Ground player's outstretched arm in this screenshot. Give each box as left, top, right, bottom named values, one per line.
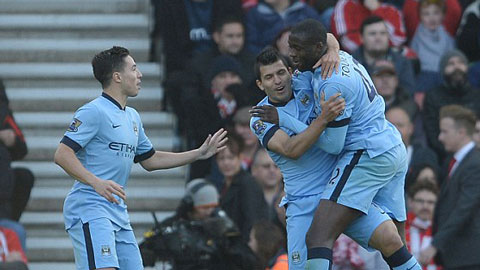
left=54, top=143, right=126, bottom=204
left=266, top=93, right=344, bottom=159
left=140, top=128, right=228, bottom=171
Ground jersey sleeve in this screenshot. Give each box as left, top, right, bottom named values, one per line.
left=320, top=82, right=352, bottom=125
left=250, top=117, right=280, bottom=150
left=61, top=103, right=100, bottom=152
left=133, top=112, right=154, bottom=163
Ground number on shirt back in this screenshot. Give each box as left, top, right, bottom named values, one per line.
left=352, top=59, right=377, bottom=102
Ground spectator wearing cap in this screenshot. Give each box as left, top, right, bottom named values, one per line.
left=423, top=50, right=480, bottom=162
left=185, top=55, right=245, bottom=179
left=352, top=16, right=416, bottom=93
left=372, top=60, right=418, bottom=120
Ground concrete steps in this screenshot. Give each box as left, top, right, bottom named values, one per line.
left=0, top=63, right=163, bottom=88
left=0, top=0, right=149, bottom=14
left=0, top=14, right=149, bottom=39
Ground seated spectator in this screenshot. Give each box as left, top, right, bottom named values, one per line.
left=423, top=50, right=480, bottom=161
left=251, top=148, right=284, bottom=228
left=186, top=55, right=244, bottom=179
left=0, top=226, right=28, bottom=270
left=411, top=0, right=455, bottom=75
left=248, top=221, right=288, bottom=270
left=307, top=0, right=338, bottom=31
left=233, top=107, right=261, bottom=170
left=386, top=107, right=438, bottom=188
left=406, top=180, right=440, bottom=270
left=372, top=60, right=418, bottom=119
left=214, top=134, right=268, bottom=242
left=140, top=178, right=256, bottom=269
left=245, top=0, right=321, bottom=54
left=272, top=27, right=292, bottom=59
left=352, top=16, right=416, bottom=93
left=403, top=0, right=461, bottom=41
left=406, top=163, right=439, bottom=195
left=331, top=0, right=406, bottom=53
left=456, top=0, right=480, bottom=62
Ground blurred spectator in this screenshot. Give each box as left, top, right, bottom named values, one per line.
left=214, top=134, right=268, bottom=242
left=186, top=55, right=244, bottom=179
left=331, top=0, right=406, bottom=53
left=386, top=107, right=438, bottom=189
left=456, top=0, right=480, bottom=62
left=233, top=107, right=261, bottom=170
left=411, top=0, right=455, bottom=74
left=251, top=148, right=284, bottom=228
left=272, top=27, right=292, bottom=59
left=332, top=235, right=365, bottom=270
left=307, top=0, right=338, bottom=31
left=151, top=0, right=242, bottom=119
left=403, top=0, right=461, bottom=41
left=352, top=16, right=416, bottom=93
left=405, top=163, right=440, bottom=197
left=0, top=227, right=28, bottom=270
left=372, top=60, right=418, bottom=119
left=406, top=181, right=440, bottom=270
left=245, top=0, right=321, bottom=54
left=248, top=221, right=288, bottom=270
left=473, top=118, right=480, bottom=147
left=140, top=178, right=257, bottom=269
left=423, top=50, right=480, bottom=162
left=419, top=105, right=480, bottom=269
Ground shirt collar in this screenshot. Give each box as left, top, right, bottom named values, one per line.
left=268, top=94, right=294, bottom=107
left=101, top=92, right=125, bottom=110
left=454, top=141, right=475, bottom=164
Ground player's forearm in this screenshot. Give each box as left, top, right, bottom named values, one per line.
left=283, top=117, right=328, bottom=159
left=141, top=149, right=202, bottom=171
left=54, top=144, right=99, bottom=186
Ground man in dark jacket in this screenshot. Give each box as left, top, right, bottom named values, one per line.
left=423, top=50, right=480, bottom=162
left=419, top=105, right=480, bottom=270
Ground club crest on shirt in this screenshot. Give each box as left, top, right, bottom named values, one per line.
left=133, top=121, right=138, bottom=136
left=299, top=92, right=310, bottom=106
left=67, top=118, right=82, bottom=132
left=101, top=245, right=111, bottom=256
left=291, top=251, right=301, bottom=263
left=252, top=119, right=266, bottom=135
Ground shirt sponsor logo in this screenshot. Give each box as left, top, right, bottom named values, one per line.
left=109, top=142, right=136, bottom=159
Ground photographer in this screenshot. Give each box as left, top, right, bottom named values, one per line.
left=140, top=178, right=258, bottom=270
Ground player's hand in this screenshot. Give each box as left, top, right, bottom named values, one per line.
left=419, top=245, right=437, bottom=266
left=319, top=92, right=345, bottom=122
left=313, top=48, right=340, bottom=80
left=249, top=105, right=279, bottom=125
left=91, top=178, right=126, bottom=204
left=198, top=128, right=228, bottom=160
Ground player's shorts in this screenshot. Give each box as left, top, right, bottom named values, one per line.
left=321, top=144, right=408, bottom=222
left=280, top=193, right=391, bottom=270
left=67, top=217, right=143, bottom=270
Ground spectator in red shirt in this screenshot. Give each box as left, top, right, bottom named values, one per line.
left=0, top=227, right=28, bottom=270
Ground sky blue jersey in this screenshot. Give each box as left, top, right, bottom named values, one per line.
left=61, top=93, right=154, bottom=230
left=250, top=75, right=338, bottom=196
left=308, top=51, right=402, bottom=158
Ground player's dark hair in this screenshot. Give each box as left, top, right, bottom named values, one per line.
left=213, top=15, right=244, bottom=33
left=360, top=16, right=385, bottom=35
left=290, top=19, right=327, bottom=47
left=254, top=46, right=290, bottom=80
left=440, top=104, right=477, bottom=136
left=92, top=46, right=130, bottom=89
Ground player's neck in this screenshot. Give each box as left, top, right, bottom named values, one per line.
left=103, top=88, right=127, bottom=109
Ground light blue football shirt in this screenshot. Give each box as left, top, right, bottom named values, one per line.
left=61, top=93, right=154, bottom=230
left=250, top=74, right=338, bottom=197
left=308, top=51, right=402, bottom=158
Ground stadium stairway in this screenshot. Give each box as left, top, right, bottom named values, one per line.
left=0, top=0, right=184, bottom=269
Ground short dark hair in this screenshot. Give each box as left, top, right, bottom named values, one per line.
left=224, top=131, right=244, bottom=156
left=360, top=16, right=385, bottom=35
left=251, top=220, right=285, bottom=269
left=254, top=46, right=290, bottom=80
left=290, top=19, right=327, bottom=46
left=213, top=16, right=244, bottom=33
left=91, top=46, right=130, bottom=89
left=440, top=104, right=477, bottom=136
left=408, top=179, right=439, bottom=198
